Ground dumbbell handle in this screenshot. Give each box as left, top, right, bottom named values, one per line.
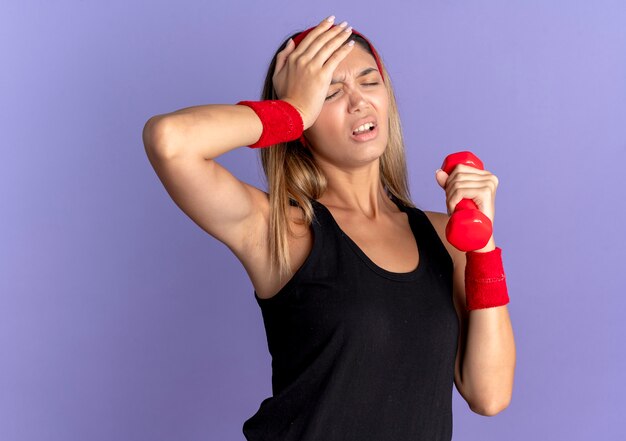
left=440, top=151, right=493, bottom=251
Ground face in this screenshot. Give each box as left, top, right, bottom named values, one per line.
left=303, top=44, right=389, bottom=169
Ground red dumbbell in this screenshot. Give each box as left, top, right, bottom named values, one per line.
left=440, top=151, right=493, bottom=252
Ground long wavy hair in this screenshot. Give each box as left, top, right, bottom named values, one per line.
left=257, top=30, right=415, bottom=282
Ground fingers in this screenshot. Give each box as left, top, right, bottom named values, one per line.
left=274, top=38, right=295, bottom=77
left=446, top=185, right=495, bottom=217
left=314, top=26, right=355, bottom=70
left=445, top=174, right=498, bottom=198
left=292, top=18, right=353, bottom=67
left=444, top=164, right=498, bottom=188
left=442, top=167, right=498, bottom=221
left=447, top=181, right=495, bottom=202
left=274, top=17, right=350, bottom=83
left=292, top=16, right=338, bottom=53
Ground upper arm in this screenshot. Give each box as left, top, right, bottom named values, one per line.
left=423, top=211, right=471, bottom=403
left=143, top=120, right=269, bottom=258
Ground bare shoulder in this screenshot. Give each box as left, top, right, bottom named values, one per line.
left=423, top=210, right=448, bottom=240
left=423, top=210, right=463, bottom=266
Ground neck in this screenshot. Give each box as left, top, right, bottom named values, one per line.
left=316, top=159, right=394, bottom=219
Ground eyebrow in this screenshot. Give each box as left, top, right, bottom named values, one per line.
left=330, top=67, right=379, bottom=85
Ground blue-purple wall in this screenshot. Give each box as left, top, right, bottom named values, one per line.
left=2, top=1, right=624, bottom=439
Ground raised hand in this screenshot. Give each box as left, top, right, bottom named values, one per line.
left=272, top=16, right=355, bottom=129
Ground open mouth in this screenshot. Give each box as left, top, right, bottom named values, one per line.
left=352, top=122, right=376, bottom=136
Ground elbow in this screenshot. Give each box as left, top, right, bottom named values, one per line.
left=143, top=115, right=179, bottom=160
left=469, top=396, right=512, bottom=417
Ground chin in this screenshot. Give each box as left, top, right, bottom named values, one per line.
left=342, top=140, right=388, bottom=164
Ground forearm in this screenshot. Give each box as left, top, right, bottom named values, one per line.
left=463, top=304, right=515, bottom=415
left=143, top=104, right=263, bottom=160
left=461, top=239, right=516, bottom=415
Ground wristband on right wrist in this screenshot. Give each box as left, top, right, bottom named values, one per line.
left=236, top=99, right=304, bottom=148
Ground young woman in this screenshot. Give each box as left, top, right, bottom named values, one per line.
left=143, top=15, right=515, bottom=441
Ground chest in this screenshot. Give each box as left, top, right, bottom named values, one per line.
left=329, top=210, right=419, bottom=274
left=254, top=206, right=419, bottom=300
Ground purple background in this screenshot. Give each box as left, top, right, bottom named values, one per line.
left=2, top=1, right=625, bottom=440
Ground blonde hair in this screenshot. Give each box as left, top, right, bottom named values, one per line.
left=257, top=31, right=415, bottom=282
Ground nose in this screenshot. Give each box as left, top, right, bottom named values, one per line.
left=347, top=87, right=368, bottom=112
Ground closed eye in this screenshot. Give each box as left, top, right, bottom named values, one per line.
left=325, top=82, right=380, bottom=101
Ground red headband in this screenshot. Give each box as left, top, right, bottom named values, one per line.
left=290, top=25, right=384, bottom=148
left=291, top=25, right=385, bottom=84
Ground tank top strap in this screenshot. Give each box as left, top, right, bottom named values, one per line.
left=309, top=194, right=451, bottom=274
left=393, top=197, right=454, bottom=275
left=310, top=196, right=423, bottom=281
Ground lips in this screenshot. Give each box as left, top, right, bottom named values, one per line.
left=350, top=117, right=377, bottom=135
left=349, top=124, right=379, bottom=142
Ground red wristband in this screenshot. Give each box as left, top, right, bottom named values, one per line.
left=236, top=100, right=304, bottom=148
left=464, top=246, right=510, bottom=311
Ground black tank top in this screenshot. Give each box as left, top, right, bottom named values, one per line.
left=243, top=196, right=459, bottom=441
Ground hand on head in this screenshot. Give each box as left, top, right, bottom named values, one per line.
left=272, top=16, right=355, bottom=130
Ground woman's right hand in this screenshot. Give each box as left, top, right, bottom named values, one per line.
left=272, top=16, right=355, bottom=130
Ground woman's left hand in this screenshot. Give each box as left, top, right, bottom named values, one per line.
left=435, top=164, right=499, bottom=227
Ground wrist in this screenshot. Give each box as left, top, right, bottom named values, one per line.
left=280, top=98, right=309, bottom=129
left=235, top=99, right=304, bottom=148
left=464, top=246, right=510, bottom=311
left=472, top=236, right=496, bottom=253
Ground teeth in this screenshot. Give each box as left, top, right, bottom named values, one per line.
left=353, top=122, right=375, bottom=134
